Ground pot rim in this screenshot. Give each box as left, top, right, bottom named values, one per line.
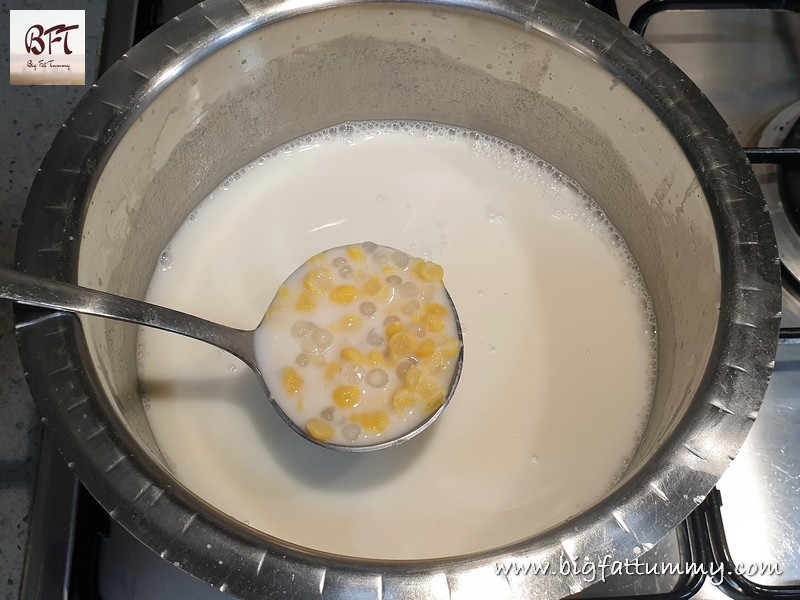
left=14, top=0, right=781, bottom=598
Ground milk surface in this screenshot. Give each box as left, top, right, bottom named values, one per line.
left=139, top=122, right=656, bottom=559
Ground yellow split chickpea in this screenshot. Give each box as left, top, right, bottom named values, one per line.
left=261, top=242, right=462, bottom=447
left=282, top=367, right=303, bottom=394
left=333, top=385, right=362, bottom=408
left=307, top=418, right=334, bottom=441
left=330, top=285, right=359, bottom=304
left=304, top=268, right=333, bottom=295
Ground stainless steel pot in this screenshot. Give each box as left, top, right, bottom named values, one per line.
left=14, top=0, right=781, bottom=598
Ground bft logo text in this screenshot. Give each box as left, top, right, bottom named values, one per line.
left=25, top=23, right=80, bottom=55
left=10, top=10, right=86, bottom=85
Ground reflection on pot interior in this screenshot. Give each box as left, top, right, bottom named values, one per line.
left=137, top=121, right=657, bottom=559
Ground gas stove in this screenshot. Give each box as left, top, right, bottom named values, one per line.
left=18, top=2, right=800, bottom=599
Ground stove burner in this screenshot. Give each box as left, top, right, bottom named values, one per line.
left=758, top=101, right=800, bottom=288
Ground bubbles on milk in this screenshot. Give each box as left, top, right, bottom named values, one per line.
left=221, top=168, right=247, bottom=190
left=158, top=249, right=173, bottom=271
left=485, top=206, right=504, bottom=223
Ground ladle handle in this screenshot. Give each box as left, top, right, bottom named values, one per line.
left=0, top=267, right=257, bottom=368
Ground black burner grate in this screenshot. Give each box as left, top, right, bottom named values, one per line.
left=781, top=118, right=800, bottom=239
left=625, top=1, right=800, bottom=172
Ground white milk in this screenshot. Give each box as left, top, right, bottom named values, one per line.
left=139, top=122, right=656, bottom=559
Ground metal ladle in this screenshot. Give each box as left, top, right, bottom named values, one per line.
left=0, top=265, right=463, bottom=452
